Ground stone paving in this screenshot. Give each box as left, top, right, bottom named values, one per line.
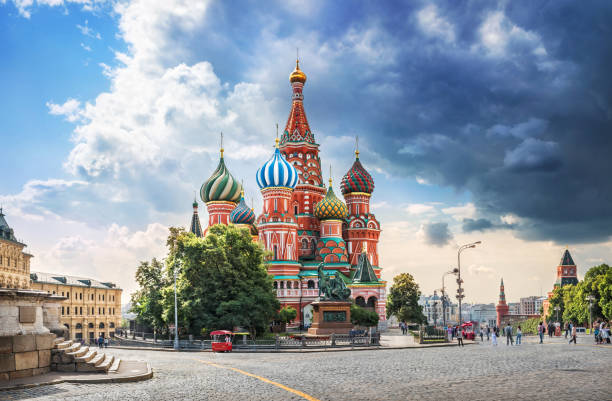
left=1, top=334, right=610, bottom=401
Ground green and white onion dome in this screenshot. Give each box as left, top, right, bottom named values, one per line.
left=200, top=151, right=242, bottom=203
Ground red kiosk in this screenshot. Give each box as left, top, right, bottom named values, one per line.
left=211, top=330, right=234, bottom=352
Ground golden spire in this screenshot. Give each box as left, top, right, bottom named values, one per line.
left=275, top=123, right=280, bottom=148
left=220, top=132, right=224, bottom=158
left=355, top=136, right=360, bottom=159
left=289, top=58, right=307, bottom=84
left=329, top=164, right=332, bottom=187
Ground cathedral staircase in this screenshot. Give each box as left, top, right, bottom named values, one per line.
left=51, top=337, right=121, bottom=373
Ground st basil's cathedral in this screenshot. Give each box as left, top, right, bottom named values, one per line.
left=189, top=61, right=387, bottom=328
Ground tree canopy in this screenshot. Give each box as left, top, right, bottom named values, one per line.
left=131, top=225, right=279, bottom=337
left=350, top=303, right=379, bottom=327
left=547, top=264, right=612, bottom=324
left=386, top=273, right=427, bottom=324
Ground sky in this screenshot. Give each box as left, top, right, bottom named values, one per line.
left=1, top=0, right=611, bottom=305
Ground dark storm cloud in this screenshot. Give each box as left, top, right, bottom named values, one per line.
left=422, top=222, right=454, bottom=247
left=302, top=0, right=612, bottom=244
left=462, top=218, right=515, bottom=233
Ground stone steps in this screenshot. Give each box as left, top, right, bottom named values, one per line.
left=108, top=358, right=121, bottom=373
left=52, top=340, right=117, bottom=373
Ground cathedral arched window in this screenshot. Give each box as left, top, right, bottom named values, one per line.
left=280, top=281, right=284, bottom=289
left=301, top=239, right=308, bottom=249
left=273, top=282, right=278, bottom=289
left=294, top=281, right=299, bottom=289
left=307, top=280, right=315, bottom=289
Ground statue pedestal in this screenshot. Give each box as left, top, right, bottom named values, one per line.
left=307, top=301, right=352, bottom=335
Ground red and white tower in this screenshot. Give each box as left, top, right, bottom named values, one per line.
left=340, top=145, right=381, bottom=275
left=496, top=278, right=509, bottom=327
left=279, top=60, right=326, bottom=261
left=256, top=138, right=300, bottom=278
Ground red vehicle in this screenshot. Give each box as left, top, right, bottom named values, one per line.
left=461, top=321, right=476, bottom=340
left=211, top=330, right=234, bottom=352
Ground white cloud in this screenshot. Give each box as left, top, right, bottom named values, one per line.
left=467, top=264, right=495, bottom=278
left=417, top=4, right=455, bottom=43
left=76, top=19, right=101, bottom=39
left=80, top=42, right=91, bottom=52
left=475, top=11, right=547, bottom=58
left=46, top=98, right=82, bottom=122
left=405, top=203, right=435, bottom=215
left=415, top=176, right=430, bottom=185
left=442, top=203, right=476, bottom=221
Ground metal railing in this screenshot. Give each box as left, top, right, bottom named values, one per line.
left=114, top=331, right=380, bottom=351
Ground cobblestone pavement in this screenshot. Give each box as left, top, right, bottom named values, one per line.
left=2, top=335, right=610, bottom=401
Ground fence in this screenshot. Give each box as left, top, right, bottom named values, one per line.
left=417, top=326, right=448, bottom=344
left=114, top=331, right=380, bottom=351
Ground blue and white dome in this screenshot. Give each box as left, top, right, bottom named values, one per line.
left=256, top=142, right=299, bottom=189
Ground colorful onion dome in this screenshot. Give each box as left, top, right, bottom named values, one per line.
left=340, top=149, right=375, bottom=195
left=230, top=192, right=256, bottom=225
left=201, top=148, right=242, bottom=203
left=289, top=59, right=307, bottom=84
left=314, top=179, right=349, bottom=220
left=256, top=139, right=299, bottom=189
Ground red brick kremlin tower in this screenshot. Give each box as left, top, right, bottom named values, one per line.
left=542, top=248, right=579, bottom=320
left=496, top=278, right=509, bottom=327
left=195, top=60, right=387, bottom=328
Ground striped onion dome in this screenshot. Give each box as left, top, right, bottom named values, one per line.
left=201, top=152, right=242, bottom=203
left=230, top=192, right=256, bottom=225
left=340, top=151, right=374, bottom=195
left=256, top=139, right=299, bottom=189
left=314, top=180, right=349, bottom=220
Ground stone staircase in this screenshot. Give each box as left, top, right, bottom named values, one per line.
left=51, top=337, right=121, bottom=373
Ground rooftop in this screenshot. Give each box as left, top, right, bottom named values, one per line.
left=30, top=271, right=121, bottom=290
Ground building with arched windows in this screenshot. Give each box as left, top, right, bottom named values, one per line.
left=191, top=61, right=387, bottom=328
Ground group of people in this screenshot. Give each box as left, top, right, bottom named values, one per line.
left=399, top=321, right=409, bottom=335
left=593, top=321, right=611, bottom=344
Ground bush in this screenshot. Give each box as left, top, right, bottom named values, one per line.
left=351, top=304, right=380, bottom=327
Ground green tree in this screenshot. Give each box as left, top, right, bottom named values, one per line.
left=130, top=258, right=169, bottom=332
left=386, top=273, right=426, bottom=324
left=170, top=224, right=280, bottom=337
left=278, top=306, right=297, bottom=324
left=350, top=304, right=380, bottom=327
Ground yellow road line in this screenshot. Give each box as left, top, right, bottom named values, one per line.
left=191, top=358, right=320, bottom=401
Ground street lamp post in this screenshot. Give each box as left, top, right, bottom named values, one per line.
left=442, top=268, right=459, bottom=328
left=173, top=261, right=181, bottom=350
left=586, top=295, right=596, bottom=333
left=457, top=241, right=481, bottom=325
left=553, top=306, right=560, bottom=323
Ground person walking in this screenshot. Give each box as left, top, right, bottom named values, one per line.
left=538, top=322, right=545, bottom=344
left=104, top=337, right=108, bottom=348
left=516, top=325, right=522, bottom=345
left=569, top=324, right=577, bottom=344
left=479, top=328, right=484, bottom=342
left=447, top=325, right=453, bottom=342
left=564, top=321, right=569, bottom=339
left=457, top=327, right=464, bottom=347
left=505, top=323, right=514, bottom=346
left=486, top=326, right=490, bottom=341
left=491, top=327, right=498, bottom=346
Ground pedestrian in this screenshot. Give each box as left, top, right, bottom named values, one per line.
left=447, top=325, right=453, bottom=342
left=549, top=322, right=554, bottom=338
left=457, top=327, right=464, bottom=347
left=486, top=326, right=490, bottom=341
left=505, top=323, right=514, bottom=346
left=601, top=323, right=610, bottom=344
left=491, top=327, right=498, bottom=346
left=479, top=328, right=484, bottom=342
left=538, top=322, right=544, bottom=344
left=564, top=321, right=569, bottom=339
left=516, top=325, right=522, bottom=345
left=98, top=336, right=104, bottom=348
left=104, top=338, right=108, bottom=348
left=569, top=324, right=577, bottom=344
left=594, top=325, right=600, bottom=344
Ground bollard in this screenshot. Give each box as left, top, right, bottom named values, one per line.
left=275, top=334, right=280, bottom=351
left=301, top=335, right=306, bottom=349
left=331, top=333, right=336, bottom=347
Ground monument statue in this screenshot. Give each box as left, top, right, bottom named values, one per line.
left=317, top=262, right=351, bottom=301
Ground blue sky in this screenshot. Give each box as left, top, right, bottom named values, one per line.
left=1, top=0, right=611, bottom=303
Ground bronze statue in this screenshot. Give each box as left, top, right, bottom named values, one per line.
left=317, top=262, right=351, bottom=301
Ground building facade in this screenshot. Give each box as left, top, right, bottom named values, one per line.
left=193, top=61, right=387, bottom=327
left=419, top=293, right=458, bottom=326
left=30, top=272, right=122, bottom=341
left=0, top=209, right=33, bottom=289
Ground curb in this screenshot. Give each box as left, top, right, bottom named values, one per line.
left=0, top=363, right=153, bottom=392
